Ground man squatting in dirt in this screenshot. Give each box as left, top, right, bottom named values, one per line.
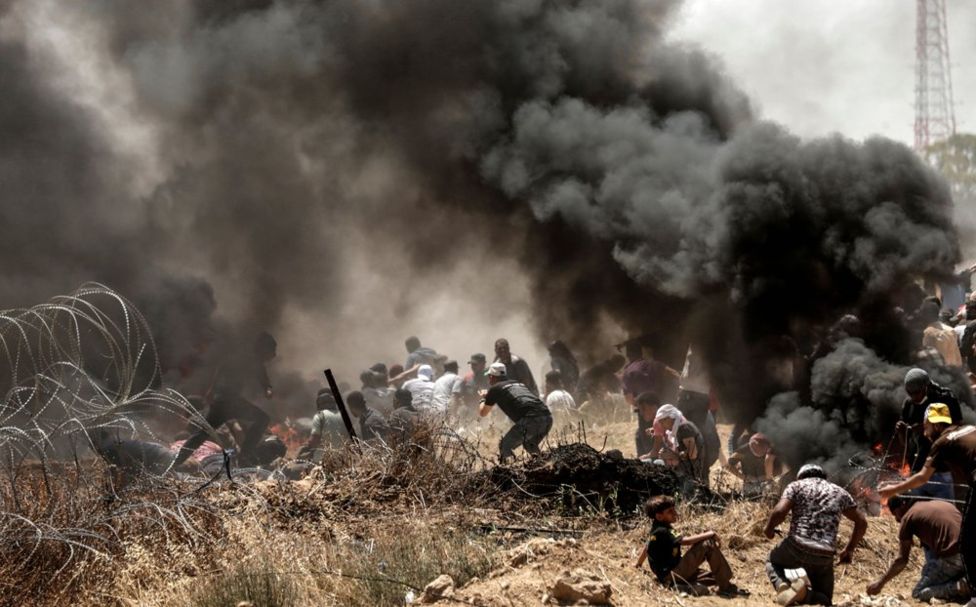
left=880, top=402, right=976, bottom=607
left=635, top=495, right=749, bottom=598
left=866, top=494, right=969, bottom=602
left=479, top=362, right=553, bottom=462
left=172, top=332, right=277, bottom=468
left=764, top=464, right=867, bottom=606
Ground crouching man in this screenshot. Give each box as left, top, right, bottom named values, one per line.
left=867, top=495, right=969, bottom=602
left=479, top=362, right=552, bottom=462
left=635, top=495, right=749, bottom=598
left=763, top=464, right=866, bottom=606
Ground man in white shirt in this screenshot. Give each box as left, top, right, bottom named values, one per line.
left=402, top=364, right=436, bottom=412
left=431, top=360, right=461, bottom=414
left=544, top=370, right=576, bottom=415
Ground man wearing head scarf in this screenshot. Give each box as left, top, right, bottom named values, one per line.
left=764, top=464, right=867, bottom=606
left=654, top=404, right=706, bottom=493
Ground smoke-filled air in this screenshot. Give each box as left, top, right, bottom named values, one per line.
left=2, top=1, right=976, bottom=605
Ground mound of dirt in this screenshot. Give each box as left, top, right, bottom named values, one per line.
left=471, top=443, right=678, bottom=514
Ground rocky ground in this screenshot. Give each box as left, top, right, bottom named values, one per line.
left=12, top=415, right=934, bottom=607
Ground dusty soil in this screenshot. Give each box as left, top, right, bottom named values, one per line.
left=443, top=418, right=927, bottom=607
left=15, top=414, right=937, bottom=606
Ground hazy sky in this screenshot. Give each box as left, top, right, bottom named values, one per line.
left=668, top=0, right=976, bottom=146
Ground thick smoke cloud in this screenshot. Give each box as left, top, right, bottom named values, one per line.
left=757, top=339, right=974, bottom=474
left=0, top=0, right=963, bottom=440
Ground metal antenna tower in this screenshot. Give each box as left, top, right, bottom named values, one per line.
left=914, top=0, right=956, bottom=151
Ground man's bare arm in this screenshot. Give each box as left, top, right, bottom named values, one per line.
left=879, top=465, right=935, bottom=498
left=681, top=531, right=717, bottom=545
left=764, top=498, right=792, bottom=538
left=866, top=539, right=912, bottom=595
left=838, top=506, right=867, bottom=563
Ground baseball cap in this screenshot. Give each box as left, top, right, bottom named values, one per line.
left=469, top=353, right=487, bottom=364
left=417, top=365, right=434, bottom=380
left=925, top=403, right=953, bottom=425
left=486, top=362, right=506, bottom=377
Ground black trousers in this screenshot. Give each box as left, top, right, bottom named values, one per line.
left=173, top=392, right=269, bottom=467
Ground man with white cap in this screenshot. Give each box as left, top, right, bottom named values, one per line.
left=764, top=464, right=867, bottom=606
left=480, top=362, right=552, bottom=462
left=402, top=364, right=436, bottom=413
left=881, top=402, right=976, bottom=607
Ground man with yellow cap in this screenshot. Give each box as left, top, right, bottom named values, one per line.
left=881, top=403, right=976, bottom=607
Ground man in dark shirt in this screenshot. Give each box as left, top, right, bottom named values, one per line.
left=727, top=433, right=782, bottom=498
left=868, top=496, right=968, bottom=602
left=635, top=392, right=663, bottom=460
left=347, top=390, right=390, bottom=443
left=173, top=332, right=276, bottom=468
left=899, top=368, right=963, bottom=471
left=479, top=362, right=552, bottom=462
left=654, top=405, right=708, bottom=493
left=494, top=338, right=539, bottom=396
left=880, top=402, right=976, bottom=607
left=388, top=388, right=420, bottom=440
left=635, top=495, right=746, bottom=597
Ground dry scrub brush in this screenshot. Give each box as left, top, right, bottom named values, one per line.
left=0, top=286, right=212, bottom=605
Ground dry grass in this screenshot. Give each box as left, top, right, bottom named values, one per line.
left=0, top=419, right=933, bottom=607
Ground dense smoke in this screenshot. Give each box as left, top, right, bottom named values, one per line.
left=0, top=0, right=964, bottom=458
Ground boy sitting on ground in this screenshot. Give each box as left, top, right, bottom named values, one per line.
left=635, top=495, right=749, bottom=598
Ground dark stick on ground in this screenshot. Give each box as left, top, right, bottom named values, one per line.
left=324, top=369, right=357, bottom=441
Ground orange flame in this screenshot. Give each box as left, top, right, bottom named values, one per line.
left=270, top=418, right=306, bottom=454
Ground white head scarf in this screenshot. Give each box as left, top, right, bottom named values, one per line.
left=653, top=404, right=687, bottom=449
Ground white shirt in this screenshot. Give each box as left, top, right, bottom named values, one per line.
left=402, top=377, right=436, bottom=411
left=545, top=389, right=576, bottom=414
left=431, top=372, right=460, bottom=413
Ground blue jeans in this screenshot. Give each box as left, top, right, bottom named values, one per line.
left=914, top=548, right=967, bottom=601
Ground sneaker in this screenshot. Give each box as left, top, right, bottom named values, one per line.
left=717, top=584, right=750, bottom=598
left=776, top=579, right=808, bottom=607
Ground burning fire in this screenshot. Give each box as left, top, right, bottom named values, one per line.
left=270, top=418, right=307, bottom=454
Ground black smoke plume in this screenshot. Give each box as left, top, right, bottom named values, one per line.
left=0, top=0, right=963, bottom=448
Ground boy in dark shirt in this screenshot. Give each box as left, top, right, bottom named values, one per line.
left=480, top=362, right=553, bottom=462
left=635, top=495, right=747, bottom=597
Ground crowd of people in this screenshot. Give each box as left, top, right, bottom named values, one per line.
left=94, top=295, right=976, bottom=606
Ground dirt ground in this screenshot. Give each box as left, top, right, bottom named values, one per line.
left=26, top=411, right=938, bottom=607
left=444, top=417, right=927, bottom=607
